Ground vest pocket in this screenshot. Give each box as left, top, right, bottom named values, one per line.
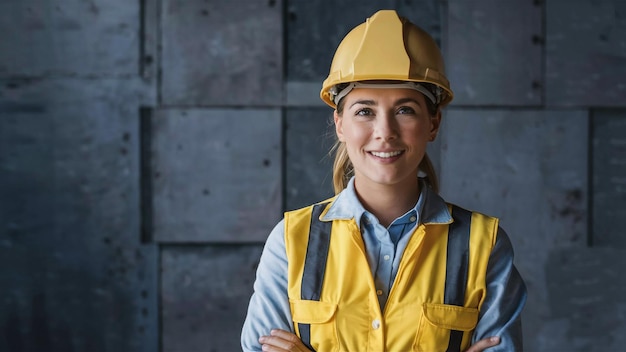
left=414, top=303, right=479, bottom=351
left=290, top=299, right=339, bottom=351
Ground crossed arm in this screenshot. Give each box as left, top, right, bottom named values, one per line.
left=258, top=329, right=502, bottom=352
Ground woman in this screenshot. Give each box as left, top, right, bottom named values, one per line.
left=242, top=10, right=526, bottom=352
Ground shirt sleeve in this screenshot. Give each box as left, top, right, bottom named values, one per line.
left=241, top=220, right=294, bottom=352
left=472, top=227, right=527, bottom=351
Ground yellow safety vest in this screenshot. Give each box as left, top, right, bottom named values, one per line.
left=284, top=197, right=498, bottom=352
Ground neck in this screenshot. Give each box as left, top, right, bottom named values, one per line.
left=354, top=178, right=420, bottom=228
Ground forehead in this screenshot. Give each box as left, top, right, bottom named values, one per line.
left=345, top=87, right=427, bottom=104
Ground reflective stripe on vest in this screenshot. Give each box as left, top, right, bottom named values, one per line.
left=445, top=206, right=471, bottom=352
left=299, top=202, right=331, bottom=352
left=302, top=204, right=472, bottom=352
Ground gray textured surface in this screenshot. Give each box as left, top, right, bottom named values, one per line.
left=150, top=108, right=282, bottom=243
left=0, top=1, right=139, bottom=76
left=447, top=0, right=543, bottom=106
left=286, top=0, right=442, bottom=81
left=542, top=247, right=626, bottom=350
left=0, top=78, right=157, bottom=352
left=285, top=108, right=335, bottom=211
left=439, top=108, right=589, bottom=350
left=2, top=1, right=626, bottom=351
left=592, top=109, right=626, bottom=247
left=160, top=0, right=283, bottom=106
left=285, top=81, right=327, bottom=107
left=546, top=0, right=626, bottom=107
left=141, top=0, right=159, bottom=81
left=161, top=245, right=262, bottom=352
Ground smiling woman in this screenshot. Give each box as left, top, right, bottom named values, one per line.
left=242, top=9, right=526, bottom=352
left=334, top=87, right=437, bottom=227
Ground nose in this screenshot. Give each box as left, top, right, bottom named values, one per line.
left=374, top=113, right=398, bottom=141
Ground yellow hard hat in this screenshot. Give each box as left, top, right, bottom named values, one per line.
left=320, top=10, right=453, bottom=108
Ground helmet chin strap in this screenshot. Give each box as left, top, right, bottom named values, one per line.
left=332, top=81, right=438, bottom=105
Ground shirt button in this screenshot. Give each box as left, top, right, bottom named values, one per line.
left=376, top=289, right=383, bottom=296
left=410, top=216, right=417, bottom=222
left=384, top=255, right=390, bottom=261
left=372, top=319, right=380, bottom=330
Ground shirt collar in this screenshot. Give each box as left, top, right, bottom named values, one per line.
left=320, top=177, right=452, bottom=226
left=321, top=177, right=367, bottom=226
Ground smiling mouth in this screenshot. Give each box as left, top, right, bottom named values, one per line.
left=370, top=151, right=404, bottom=158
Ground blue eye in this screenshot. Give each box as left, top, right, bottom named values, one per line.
left=356, top=108, right=373, bottom=116
left=397, top=106, right=416, bottom=114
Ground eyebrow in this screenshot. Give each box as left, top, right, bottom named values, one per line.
left=395, top=97, right=421, bottom=106
left=349, top=97, right=421, bottom=109
left=349, top=99, right=376, bottom=108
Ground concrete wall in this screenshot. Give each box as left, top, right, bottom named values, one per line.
left=1, top=0, right=625, bottom=351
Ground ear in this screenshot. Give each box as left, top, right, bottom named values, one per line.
left=334, top=110, right=345, bottom=142
left=429, top=110, right=442, bottom=142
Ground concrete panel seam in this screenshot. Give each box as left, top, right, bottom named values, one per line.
left=140, top=0, right=159, bottom=83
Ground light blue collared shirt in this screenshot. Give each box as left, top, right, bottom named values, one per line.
left=242, top=177, right=526, bottom=351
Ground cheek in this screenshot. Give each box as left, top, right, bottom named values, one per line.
left=403, top=124, right=432, bottom=147
left=347, top=127, right=365, bottom=140
left=342, top=121, right=369, bottom=144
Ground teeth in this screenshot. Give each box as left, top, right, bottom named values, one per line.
left=371, top=151, right=402, bottom=158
